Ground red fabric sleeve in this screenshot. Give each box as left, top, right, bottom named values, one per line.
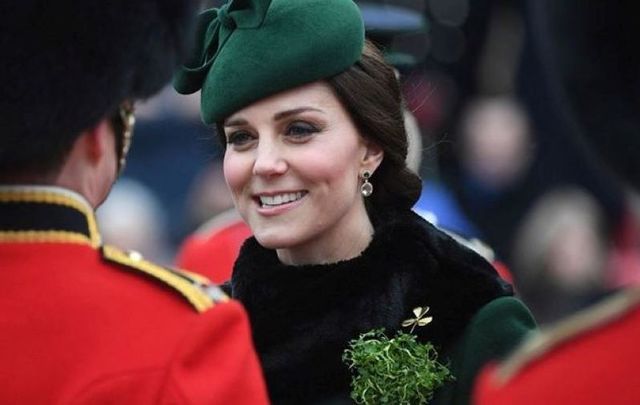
left=164, top=300, right=269, bottom=404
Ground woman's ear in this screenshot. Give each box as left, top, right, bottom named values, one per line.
left=361, top=140, right=384, bottom=173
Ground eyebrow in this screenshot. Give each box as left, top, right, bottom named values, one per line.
left=224, top=107, right=324, bottom=127
left=273, top=107, right=323, bottom=121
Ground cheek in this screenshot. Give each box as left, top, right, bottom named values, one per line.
left=295, top=150, right=347, bottom=183
left=296, top=148, right=360, bottom=196
left=223, top=152, right=249, bottom=196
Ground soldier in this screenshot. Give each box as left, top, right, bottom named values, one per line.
left=473, top=1, right=640, bottom=403
left=0, top=1, right=268, bottom=403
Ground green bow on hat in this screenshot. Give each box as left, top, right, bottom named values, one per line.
left=174, top=0, right=365, bottom=124
left=173, top=0, right=272, bottom=94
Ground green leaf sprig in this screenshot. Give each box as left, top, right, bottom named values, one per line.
left=342, top=329, right=453, bottom=404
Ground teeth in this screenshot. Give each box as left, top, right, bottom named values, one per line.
left=260, top=192, right=305, bottom=207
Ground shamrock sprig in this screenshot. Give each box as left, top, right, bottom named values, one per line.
left=342, top=328, right=453, bottom=405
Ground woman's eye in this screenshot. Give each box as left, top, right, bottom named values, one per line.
left=226, top=131, right=255, bottom=147
left=285, top=121, right=318, bottom=138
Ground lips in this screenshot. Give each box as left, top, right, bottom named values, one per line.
left=257, top=191, right=307, bottom=207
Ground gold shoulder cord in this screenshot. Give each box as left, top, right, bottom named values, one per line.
left=170, top=267, right=231, bottom=305
left=0, top=230, right=92, bottom=245
left=102, top=245, right=228, bottom=313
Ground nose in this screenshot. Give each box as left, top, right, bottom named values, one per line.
left=252, top=139, right=287, bottom=177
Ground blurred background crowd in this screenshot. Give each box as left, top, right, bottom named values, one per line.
left=96, top=0, right=640, bottom=326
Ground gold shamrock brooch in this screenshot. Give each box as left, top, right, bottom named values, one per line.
left=402, top=306, right=433, bottom=333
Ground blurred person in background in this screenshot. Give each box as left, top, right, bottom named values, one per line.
left=458, top=96, right=533, bottom=196
left=0, top=0, right=268, bottom=403
left=184, top=160, right=236, bottom=229
left=97, top=178, right=173, bottom=264
left=174, top=0, right=535, bottom=403
left=123, top=83, right=224, bottom=250
left=511, top=188, right=609, bottom=325
left=474, top=1, right=640, bottom=403
left=451, top=95, right=537, bottom=262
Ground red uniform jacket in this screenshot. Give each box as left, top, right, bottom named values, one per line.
left=474, top=286, right=640, bottom=405
left=0, top=186, right=269, bottom=404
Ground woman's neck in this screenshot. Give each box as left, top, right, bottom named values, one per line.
left=276, top=207, right=374, bottom=266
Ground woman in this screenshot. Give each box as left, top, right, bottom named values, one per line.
left=175, top=0, right=536, bottom=404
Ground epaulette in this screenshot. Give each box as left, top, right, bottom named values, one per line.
left=494, top=286, right=640, bottom=384
left=101, top=245, right=229, bottom=313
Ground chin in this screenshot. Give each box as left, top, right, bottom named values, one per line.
left=253, top=231, right=301, bottom=250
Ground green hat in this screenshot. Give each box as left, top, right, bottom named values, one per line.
left=174, top=0, right=365, bottom=124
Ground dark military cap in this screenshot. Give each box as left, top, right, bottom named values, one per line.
left=0, top=0, right=197, bottom=173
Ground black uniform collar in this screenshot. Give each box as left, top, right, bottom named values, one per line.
left=0, top=186, right=101, bottom=247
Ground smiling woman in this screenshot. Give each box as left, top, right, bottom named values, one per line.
left=174, top=0, right=536, bottom=404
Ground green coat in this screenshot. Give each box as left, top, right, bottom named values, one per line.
left=229, top=209, right=536, bottom=404
left=433, top=296, right=535, bottom=405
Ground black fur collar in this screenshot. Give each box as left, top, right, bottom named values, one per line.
left=231, top=209, right=512, bottom=404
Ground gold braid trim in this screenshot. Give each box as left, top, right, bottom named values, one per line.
left=175, top=268, right=230, bottom=304
left=0, top=230, right=93, bottom=246
left=102, top=245, right=215, bottom=313
left=176, top=268, right=212, bottom=286
left=0, top=190, right=100, bottom=247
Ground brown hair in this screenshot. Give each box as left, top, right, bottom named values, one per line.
left=327, top=40, right=422, bottom=212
